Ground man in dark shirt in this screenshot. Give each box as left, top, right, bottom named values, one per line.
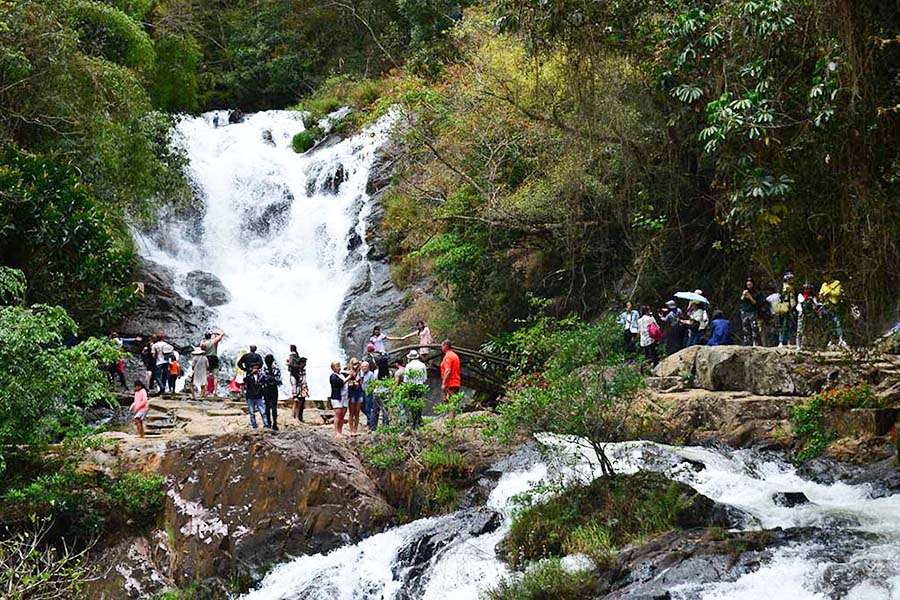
left=243, top=364, right=269, bottom=429
left=739, top=278, right=763, bottom=346
left=238, top=345, right=263, bottom=372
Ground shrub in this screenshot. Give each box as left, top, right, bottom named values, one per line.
left=484, top=558, right=598, bottom=600
left=291, top=126, right=324, bottom=153
left=504, top=472, right=695, bottom=569
left=361, top=434, right=406, bottom=469
left=107, top=473, right=166, bottom=524
left=790, top=383, right=886, bottom=463
left=493, top=311, right=645, bottom=476
left=68, top=0, right=156, bottom=73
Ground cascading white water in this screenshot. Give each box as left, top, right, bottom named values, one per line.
left=136, top=110, right=393, bottom=396
left=244, top=438, right=900, bottom=600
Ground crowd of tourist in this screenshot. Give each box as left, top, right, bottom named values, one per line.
left=618, top=273, right=850, bottom=368
left=126, top=320, right=461, bottom=438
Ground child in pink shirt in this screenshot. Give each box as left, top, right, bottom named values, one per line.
left=130, top=381, right=149, bottom=438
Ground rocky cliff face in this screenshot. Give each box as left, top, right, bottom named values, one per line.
left=338, top=137, right=409, bottom=358
left=117, top=258, right=215, bottom=351
left=89, top=429, right=394, bottom=597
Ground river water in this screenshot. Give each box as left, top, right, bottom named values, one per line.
left=136, top=110, right=392, bottom=396
left=244, top=438, right=900, bottom=600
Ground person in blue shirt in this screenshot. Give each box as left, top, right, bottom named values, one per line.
left=707, top=310, right=732, bottom=346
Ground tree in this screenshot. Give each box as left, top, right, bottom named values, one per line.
left=493, top=313, right=646, bottom=476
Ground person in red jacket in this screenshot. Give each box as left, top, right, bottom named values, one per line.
left=440, top=339, right=461, bottom=415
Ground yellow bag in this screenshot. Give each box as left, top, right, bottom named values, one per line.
left=773, top=302, right=790, bottom=316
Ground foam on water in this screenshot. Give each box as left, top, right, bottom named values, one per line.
left=137, top=110, right=393, bottom=396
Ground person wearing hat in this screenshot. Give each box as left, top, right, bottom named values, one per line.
left=189, top=347, right=209, bottom=400
left=404, top=350, right=428, bottom=428
left=661, top=300, right=684, bottom=356
left=682, top=290, right=709, bottom=347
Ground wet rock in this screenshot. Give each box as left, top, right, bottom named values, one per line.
left=117, top=258, right=215, bottom=351
left=393, top=508, right=502, bottom=598
left=347, top=228, right=363, bottom=251
left=243, top=190, right=293, bottom=238
left=261, top=129, right=274, bottom=146
left=228, top=109, right=244, bottom=124
left=321, top=164, right=347, bottom=194
left=772, top=491, right=811, bottom=507
left=184, top=270, right=231, bottom=307
left=797, top=450, right=900, bottom=498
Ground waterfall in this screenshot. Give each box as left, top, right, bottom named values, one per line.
left=135, top=110, right=393, bottom=396
left=244, top=439, right=900, bottom=599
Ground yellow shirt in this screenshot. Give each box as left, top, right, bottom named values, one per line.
left=819, top=280, right=842, bottom=305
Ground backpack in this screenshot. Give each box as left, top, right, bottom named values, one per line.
left=648, top=321, right=663, bottom=342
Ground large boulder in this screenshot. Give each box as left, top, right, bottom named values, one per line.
left=159, top=430, right=393, bottom=584
left=89, top=429, right=394, bottom=597
left=183, top=270, right=231, bottom=307
left=117, top=258, right=215, bottom=351
left=657, top=346, right=824, bottom=396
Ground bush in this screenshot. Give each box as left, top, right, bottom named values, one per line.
left=790, top=383, right=887, bottom=463
left=107, top=473, right=166, bottom=524
left=504, top=472, right=695, bottom=569
left=493, top=311, right=645, bottom=475
left=291, top=126, right=324, bottom=153
left=68, top=0, right=156, bottom=74
left=484, top=558, right=597, bottom=600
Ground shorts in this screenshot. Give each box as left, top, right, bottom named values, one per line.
left=207, top=355, right=220, bottom=371
left=349, top=387, right=364, bottom=404
left=134, top=410, right=148, bottom=421
left=331, top=397, right=349, bottom=409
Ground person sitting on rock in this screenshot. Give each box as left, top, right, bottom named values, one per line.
left=244, top=363, right=269, bottom=429
left=707, top=310, right=732, bottom=346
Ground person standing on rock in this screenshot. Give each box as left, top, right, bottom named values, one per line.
left=617, top=302, right=640, bottom=354
left=201, top=329, right=225, bottom=394
left=130, top=380, right=149, bottom=438
left=167, top=353, right=182, bottom=394
left=367, top=326, right=407, bottom=354
left=244, top=363, right=269, bottom=429
left=682, top=295, right=709, bottom=347
left=440, top=340, right=461, bottom=418
left=818, top=275, right=847, bottom=348
left=415, top=320, right=434, bottom=355
left=347, top=358, right=365, bottom=435
left=661, top=300, right=684, bottom=356
left=405, top=350, right=428, bottom=427
left=796, top=282, right=818, bottom=350
left=237, top=345, right=263, bottom=372
left=777, top=272, right=798, bottom=347
left=140, top=340, right=157, bottom=392
left=329, top=361, right=350, bottom=436
left=190, top=347, right=209, bottom=400
left=637, top=306, right=659, bottom=366
left=739, top=278, right=763, bottom=347
left=360, top=361, right=377, bottom=430
left=151, top=333, right=174, bottom=396
left=287, top=346, right=308, bottom=422
left=262, top=354, right=282, bottom=431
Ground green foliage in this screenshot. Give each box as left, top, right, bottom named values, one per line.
left=361, top=432, right=406, bottom=469
left=0, top=266, right=25, bottom=304
left=492, top=312, right=645, bottom=475
left=419, top=443, right=465, bottom=472
left=484, top=557, right=597, bottom=600
left=504, top=473, right=696, bottom=569
left=790, top=383, right=887, bottom=463
left=0, top=150, right=137, bottom=330
left=0, top=517, right=93, bottom=600
left=371, top=379, right=429, bottom=426
left=0, top=297, right=118, bottom=478
left=151, top=33, right=202, bottom=113
left=107, top=473, right=166, bottom=524
left=68, top=0, right=155, bottom=74
left=291, top=127, right=324, bottom=154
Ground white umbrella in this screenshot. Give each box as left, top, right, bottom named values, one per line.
left=675, top=291, right=710, bottom=304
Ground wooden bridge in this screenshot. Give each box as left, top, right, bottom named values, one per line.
left=384, top=344, right=512, bottom=395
